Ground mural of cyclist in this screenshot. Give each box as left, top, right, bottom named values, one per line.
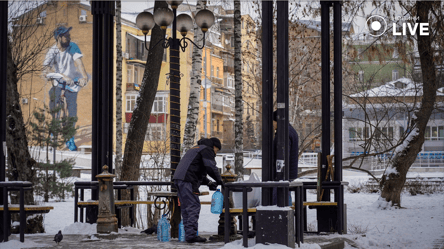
left=43, top=26, right=89, bottom=151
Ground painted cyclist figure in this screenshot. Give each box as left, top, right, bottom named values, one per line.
left=43, top=26, right=89, bottom=151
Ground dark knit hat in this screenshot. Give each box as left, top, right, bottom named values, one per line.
left=210, top=137, right=222, bottom=150
left=273, top=110, right=278, bottom=121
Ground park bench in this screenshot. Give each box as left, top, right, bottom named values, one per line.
left=0, top=181, right=54, bottom=243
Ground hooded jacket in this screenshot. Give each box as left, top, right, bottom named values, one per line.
left=273, top=124, right=299, bottom=180
left=173, top=139, right=223, bottom=193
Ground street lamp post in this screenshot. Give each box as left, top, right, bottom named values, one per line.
left=136, top=1, right=214, bottom=191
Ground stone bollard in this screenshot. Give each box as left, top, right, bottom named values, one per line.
left=96, top=165, right=118, bottom=233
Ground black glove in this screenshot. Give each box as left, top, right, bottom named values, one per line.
left=219, top=181, right=225, bottom=189
left=208, top=181, right=218, bottom=191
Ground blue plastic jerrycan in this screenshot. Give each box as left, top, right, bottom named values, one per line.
left=178, top=219, right=185, bottom=242
left=211, top=189, right=224, bottom=214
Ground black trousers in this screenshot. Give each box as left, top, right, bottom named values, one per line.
left=175, top=180, right=200, bottom=240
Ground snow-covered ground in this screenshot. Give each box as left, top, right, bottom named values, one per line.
left=1, top=170, right=443, bottom=249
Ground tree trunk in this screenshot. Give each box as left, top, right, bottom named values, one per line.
left=6, top=39, right=36, bottom=205
left=234, top=0, right=244, bottom=179
left=182, top=0, right=204, bottom=153
left=380, top=1, right=437, bottom=207
left=115, top=0, right=123, bottom=180
left=120, top=0, right=167, bottom=226
left=6, top=35, right=44, bottom=233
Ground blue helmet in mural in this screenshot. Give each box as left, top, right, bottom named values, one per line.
left=53, top=26, right=72, bottom=40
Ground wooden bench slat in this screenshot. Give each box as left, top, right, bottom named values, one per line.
left=222, top=208, right=257, bottom=213
left=78, top=200, right=213, bottom=206
left=0, top=205, right=54, bottom=211
left=304, top=202, right=337, bottom=206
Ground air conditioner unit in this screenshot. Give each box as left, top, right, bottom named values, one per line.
left=123, top=52, right=129, bottom=59
left=36, top=17, right=44, bottom=25
left=79, top=15, right=87, bottom=23
left=22, top=98, right=28, bottom=104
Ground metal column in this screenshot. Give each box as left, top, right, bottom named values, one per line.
left=91, top=2, right=115, bottom=200
left=276, top=0, right=289, bottom=207
left=170, top=9, right=181, bottom=192
left=320, top=1, right=331, bottom=202
left=0, top=1, right=7, bottom=207
left=261, top=0, right=273, bottom=206
left=333, top=1, right=344, bottom=234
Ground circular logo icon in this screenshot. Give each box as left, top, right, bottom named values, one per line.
left=366, top=15, right=387, bottom=37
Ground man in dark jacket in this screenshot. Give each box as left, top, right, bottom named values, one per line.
left=173, top=137, right=224, bottom=243
left=272, top=111, right=299, bottom=205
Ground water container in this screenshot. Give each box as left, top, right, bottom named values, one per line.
left=211, top=189, right=223, bottom=214
left=160, top=215, right=170, bottom=242
left=178, top=219, right=185, bottom=242
left=157, top=216, right=163, bottom=241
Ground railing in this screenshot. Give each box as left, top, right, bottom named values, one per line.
left=343, top=152, right=444, bottom=171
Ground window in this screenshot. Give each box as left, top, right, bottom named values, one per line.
left=134, top=68, right=138, bottom=84
left=359, top=71, right=364, bottom=83
left=399, top=126, right=405, bottom=138
left=349, top=127, right=357, bottom=141
left=382, top=127, right=394, bottom=141
left=305, top=124, right=312, bottom=137
left=163, top=48, right=167, bottom=62
left=127, top=66, right=133, bottom=83
left=227, top=76, right=234, bottom=89
left=392, top=70, right=399, bottom=81
left=349, top=127, right=369, bottom=141
left=81, top=9, right=87, bottom=16
left=231, top=36, right=234, bottom=48
left=425, top=126, right=444, bottom=140
left=211, top=66, right=214, bottom=77
left=152, top=96, right=167, bottom=113
left=146, top=123, right=165, bottom=141
left=127, top=38, right=131, bottom=55
left=216, top=67, right=220, bottom=78
left=40, top=11, right=47, bottom=18
left=217, top=120, right=220, bottom=132
left=126, top=94, right=137, bottom=112
left=392, top=47, right=399, bottom=58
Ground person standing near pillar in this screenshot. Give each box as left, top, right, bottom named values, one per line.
left=272, top=110, right=299, bottom=204
left=173, top=137, right=224, bottom=243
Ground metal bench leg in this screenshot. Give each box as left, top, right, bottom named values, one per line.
left=80, top=189, right=84, bottom=223
left=3, top=187, right=8, bottom=242
left=20, top=187, right=25, bottom=242
left=238, top=215, right=242, bottom=232
left=74, top=187, right=78, bottom=223
left=117, top=207, right=121, bottom=229
left=130, top=205, right=134, bottom=227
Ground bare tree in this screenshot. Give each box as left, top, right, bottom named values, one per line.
left=6, top=0, right=55, bottom=233
left=234, top=0, right=244, bottom=179
left=115, top=1, right=123, bottom=180
left=380, top=1, right=442, bottom=207
left=120, top=0, right=167, bottom=225
left=182, top=0, right=205, bottom=153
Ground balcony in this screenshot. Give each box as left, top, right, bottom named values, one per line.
left=212, top=103, right=223, bottom=114
left=126, top=82, right=140, bottom=91
left=224, top=65, right=234, bottom=74
left=211, top=77, right=224, bottom=88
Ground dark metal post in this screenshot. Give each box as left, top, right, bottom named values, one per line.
left=261, top=0, right=273, bottom=206
left=3, top=187, right=7, bottom=242
left=91, top=2, right=115, bottom=200
left=0, top=1, right=8, bottom=205
left=276, top=0, right=289, bottom=207
left=320, top=1, right=331, bottom=202
left=19, top=187, right=24, bottom=242
left=333, top=1, right=343, bottom=234
left=170, top=9, right=181, bottom=192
